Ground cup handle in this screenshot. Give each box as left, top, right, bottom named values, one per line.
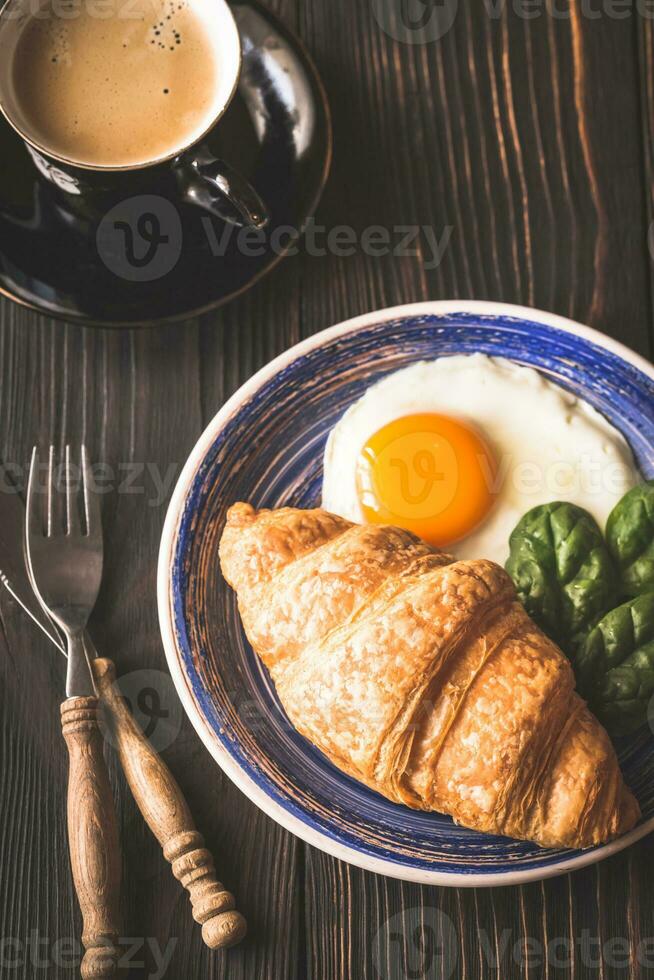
left=173, top=144, right=269, bottom=229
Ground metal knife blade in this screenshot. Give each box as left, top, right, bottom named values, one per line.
left=0, top=571, right=65, bottom=653
left=0, top=459, right=64, bottom=652
left=0, top=573, right=99, bottom=663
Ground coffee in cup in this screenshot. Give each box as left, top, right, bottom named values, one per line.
left=8, top=0, right=232, bottom=169
left=0, top=0, right=241, bottom=169
left=0, top=0, right=268, bottom=227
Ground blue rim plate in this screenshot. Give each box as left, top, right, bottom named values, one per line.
left=158, top=300, right=654, bottom=885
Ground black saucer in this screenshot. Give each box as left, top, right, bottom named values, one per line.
left=0, top=2, right=331, bottom=327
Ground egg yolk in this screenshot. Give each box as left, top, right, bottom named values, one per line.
left=355, top=413, right=498, bottom=547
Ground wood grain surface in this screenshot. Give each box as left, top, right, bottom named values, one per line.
left=1, top=1, right=654, bottom=977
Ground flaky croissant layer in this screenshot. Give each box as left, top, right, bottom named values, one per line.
left=219, top=503, right=640, bottom=850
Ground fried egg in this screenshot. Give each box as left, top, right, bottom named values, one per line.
left=322, top=354, right=639, bottom=564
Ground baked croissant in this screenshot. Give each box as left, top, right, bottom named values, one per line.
left=219, top=503, right=640, bottom=849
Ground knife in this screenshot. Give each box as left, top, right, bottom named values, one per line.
left=0, top=459, right=246, bottom=950
left=0, top=464, right=64, bottom=652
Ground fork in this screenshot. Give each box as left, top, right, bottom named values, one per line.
left=26, top=446, right=247, bottom=959
left=26, top=446, right=121, bottom=980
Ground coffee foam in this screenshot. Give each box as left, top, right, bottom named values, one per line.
left=7, top=0, right=231, bottom=167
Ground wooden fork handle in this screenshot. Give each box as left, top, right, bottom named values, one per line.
left=92, top=658, right=247, bottom=950
left=61, top=698, right=122, bottom=980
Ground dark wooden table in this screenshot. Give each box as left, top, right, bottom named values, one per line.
left=1, top=1, right=654, bottom=977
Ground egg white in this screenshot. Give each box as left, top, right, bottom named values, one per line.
left=321, top=354, right=640, bottom=565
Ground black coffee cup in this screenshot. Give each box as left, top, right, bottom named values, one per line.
left=0, top=0, right=269, bottom=228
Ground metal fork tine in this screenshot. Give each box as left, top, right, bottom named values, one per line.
left=25, top=443, right=102, bottom=692
left=64, top=444, right=82, bottom=536
left=26, top=446, right=43, bottom=539
left=47, top=445, right=68, bottom=538
left=81, top=445, right=101, bottom=542
left=47, top=445, right=56, bottom=537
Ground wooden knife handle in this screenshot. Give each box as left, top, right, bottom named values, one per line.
left=92, top=658, right=246, bottom=950
left=60, top=698, right=122, bottom=980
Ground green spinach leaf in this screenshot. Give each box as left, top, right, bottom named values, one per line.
left=575, top=593, right=654, bottom=736
left=606, top=480, right=654, bottom=598
left=505, top=502, right=616, bottom=653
